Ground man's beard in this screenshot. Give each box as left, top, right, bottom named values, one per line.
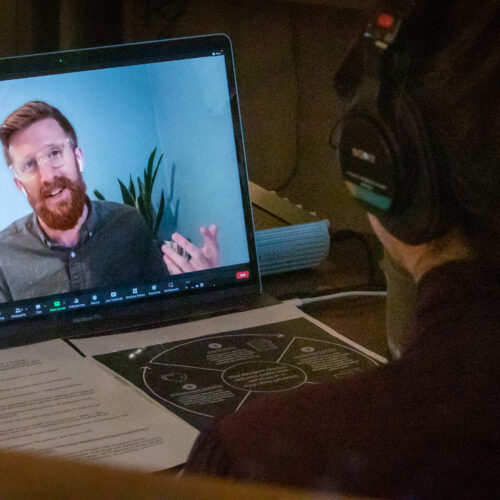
left=28, top=174, right=87, bottom=231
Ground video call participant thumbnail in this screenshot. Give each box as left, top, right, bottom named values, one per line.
left=0, top=101, right=219, bottom=303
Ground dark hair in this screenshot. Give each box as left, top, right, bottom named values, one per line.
left=0, top=101, right=78, bottom=166
left=402, top=0, right=500, bottom=261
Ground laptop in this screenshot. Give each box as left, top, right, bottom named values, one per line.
left=0, top=34, right=271, bottom=349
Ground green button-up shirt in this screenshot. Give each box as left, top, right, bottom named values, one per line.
left=0, top=200, right=169, bottom=302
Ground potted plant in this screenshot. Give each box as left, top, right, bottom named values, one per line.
left=94, top=148, right=179, bottom=239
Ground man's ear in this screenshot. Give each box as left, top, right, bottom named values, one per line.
left=14, top=177, right=27, bottom=196
left=74, top=147, right=84, bottom=173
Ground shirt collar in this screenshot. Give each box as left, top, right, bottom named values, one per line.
left=32, top=197, right=94, bottom=249
left=80, top=198, right=98, bottom=238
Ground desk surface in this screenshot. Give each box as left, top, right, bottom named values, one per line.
left=262, top=240, right=388, bottom=359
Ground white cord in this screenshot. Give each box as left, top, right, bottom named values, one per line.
left=283, top=290, right=387, bottom=307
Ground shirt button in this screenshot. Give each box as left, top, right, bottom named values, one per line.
left=70, top=251, right=76, bottom=258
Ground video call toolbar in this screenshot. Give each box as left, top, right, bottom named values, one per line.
left=0, top=268, right=251, bottom=323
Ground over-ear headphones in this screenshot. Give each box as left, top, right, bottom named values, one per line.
left=334, top=1, right=450, bottom=244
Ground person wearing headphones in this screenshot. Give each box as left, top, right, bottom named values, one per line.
left=183, top=0, right=500, bottom=497
left=0, top=101, right=219, bottom=302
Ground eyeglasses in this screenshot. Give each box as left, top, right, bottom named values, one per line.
left=10, top=139, right=73, bottom=182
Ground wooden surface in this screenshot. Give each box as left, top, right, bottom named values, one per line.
left=301, top=295, right=388, bottom=357
left=0, top=449, right=382, bottom=499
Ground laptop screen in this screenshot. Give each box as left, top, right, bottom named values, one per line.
left=0, top=35, right=260, bottom=345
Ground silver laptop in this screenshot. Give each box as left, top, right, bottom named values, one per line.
left=0, top=35, right=269, bottom=348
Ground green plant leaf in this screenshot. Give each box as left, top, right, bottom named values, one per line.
left=167, top=162, right=176, bottom=204
left=128, top=174, right=136, bottom=201
left=173, top=197, right=180, bottom=226
left=92, top=147, right=176, bottom=236
left=143, top=167, right=149, bottom=198
left=144, top=148, right=156, bottom=196
left=136, top=194, right=145, bottom=221
left=137, top=177, right=145, bottom=199
left=153, top=190, right=165, bottom=237
left=94, top=189, right=106, bottom=200
left=151, top=153, right=163, bottom=196
left=118, top=179, right=136, bottom=206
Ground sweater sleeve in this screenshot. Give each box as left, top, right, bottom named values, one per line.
left=185, top=364, right=431, bottom=496
left=185, top=422, right=233, bottom=476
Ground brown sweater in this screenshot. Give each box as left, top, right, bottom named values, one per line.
left=184, top=260, right=500, bottom=498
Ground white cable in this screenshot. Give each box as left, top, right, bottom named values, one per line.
left=283, top=290, right=387, bottom=307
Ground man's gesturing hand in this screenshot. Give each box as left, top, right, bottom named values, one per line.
left=162, top=224, right=219, bottom=274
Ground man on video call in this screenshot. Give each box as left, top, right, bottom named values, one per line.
left=0, top=100, right=219, bottom=302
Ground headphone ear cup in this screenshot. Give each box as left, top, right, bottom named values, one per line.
left=337, top=93, right=450, bottom=245
left=378, top=94, right=450, bottom=244
left=336, top=103, right=402, bottom=220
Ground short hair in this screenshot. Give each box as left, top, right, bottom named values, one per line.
left=0, top=101, right=78, bottom=166
left=398, top=0, right=500, bottom=262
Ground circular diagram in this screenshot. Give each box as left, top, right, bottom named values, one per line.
left=222, top=361, right=307, bottom=392
left=139, top=327, right=379, bottom=424
left=95, top=318, right=383, bottom=430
